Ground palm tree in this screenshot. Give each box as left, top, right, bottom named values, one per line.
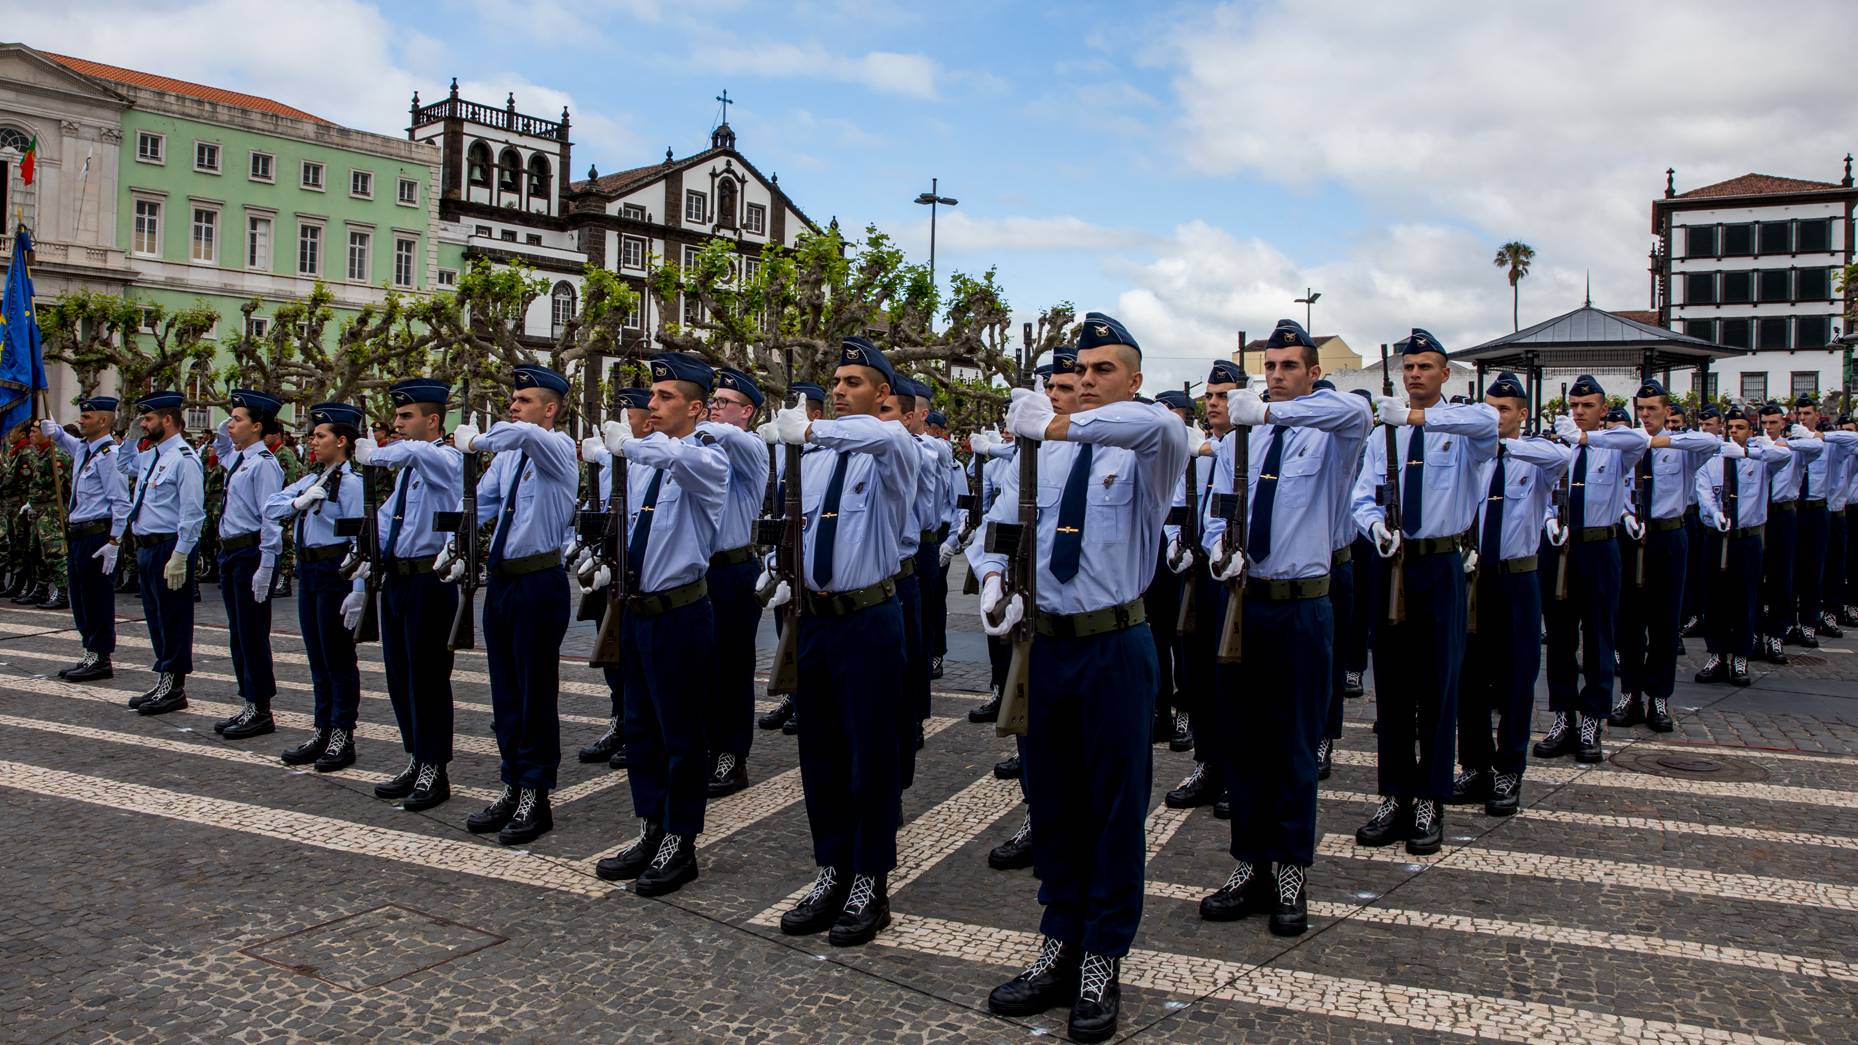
left=1493, top=242, right=1536, bottom=331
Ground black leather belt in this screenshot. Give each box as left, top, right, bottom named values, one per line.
left=1497, top=555, right=1538, bottom=575
left=895, top=556, right=916, bottom=579
left=628, top=576, right=707, bottom=618
left=220, top=531, right=260, bottom=553
left=1772, top=501, right=1797, bottom=512
left=491, top=550, right=561, bottom=579
left=1034, top=597, right=1146, bottom=638
left=1331, top=545, right=1352, bottom=567
left=802, top=577, right=897, bottom=617
left=918, top=529, right=938, bottom=548
left=1405, top=535, right=1461, bottom=557
left=300, top=543, right=349, bottom=564
left=1650, top=517, right=1686, bottom=532
left=710, top=545, right=757, bottom=568
left=383, top=556, right=434, bottom=576
left=1803, top=498, right=1827, bottom=509
left=136, top=531, right=178, bottom=544
left=66, top=519, right=109, bottom=540
left=1245, top=575, right=1330, bottom=601
left=1728, top=525, right=1765, bottom=540
left=1574, top=525, right=1617, bottom=543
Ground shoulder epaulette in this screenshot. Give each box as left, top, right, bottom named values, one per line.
left=697, top=432, right=718, bottom=446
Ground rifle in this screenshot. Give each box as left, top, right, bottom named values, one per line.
left=988, top=323, right=1039, bottom=736
left=336, top=460, right=382, bottom=643
left=766, top=349, right=804, bottom=696
left=588, top=368, right=629, bottom=668
left=1212, top=332, right=1250, bottom=663
left=1465, top=446, right=1494, bottom=636
left=1632, top=450, right=1652, bottom=587
left=957, top=433, right=986, bottom=596
left=572, top=453, right=607, bottom=622
left=1377, top=342, right=1407, bottom=624
left=1552, top=381, right=1572, bottom=600
left=446, top=380, right=481, bottom=651
left=1720, top=439, right=1739, bottom=571
left=1175, top=380, right=1203, bottom=635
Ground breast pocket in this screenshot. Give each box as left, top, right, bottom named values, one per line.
left=1276, top=445, right=1323, bottom=509
left=1084, top=474, right=1135, bottom=543
left=1424, top=442, right=1460, bottom=488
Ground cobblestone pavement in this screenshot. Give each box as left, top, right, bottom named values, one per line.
left=1, top=571, right=1855, bottom=1043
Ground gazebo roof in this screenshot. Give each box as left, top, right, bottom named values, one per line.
left=1451, top=304, right=1743, bottom=373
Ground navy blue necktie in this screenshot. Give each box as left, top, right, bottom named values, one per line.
left=486, top=452, right=528, bottom=565
left=382, top=471, right=410, bottom=558
left=1482, top=448, right=1506, bottom=558
left=811, top=453, right=851, bottom=590
left=1401, top=425, right=1425, bottom=533
left=1050, top=443, right=1094, bottom=582
left=628, top=468, right=663, bottom=582
left=1248, top=426, right=1287, bottom=563
left=1570, top=446, right=1589, bottom=527
left=126, top=447, right=161, bottom=527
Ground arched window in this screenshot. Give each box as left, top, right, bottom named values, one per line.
left=0, top=127, right=31, bottom=154
left=715, top=177, right=738, bottom=229
left=551, top=281, right=576, bottom=335
left=497, top=147, right=522, bottom=194
left=466, top=140, right=492, bottom=187
left=527, top=153, right=551, bottom=200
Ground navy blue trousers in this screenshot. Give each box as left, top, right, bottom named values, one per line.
left=297, top=557, right=362, bottom=731
left=1343, top=535, right=1377, bottom=675
left=1544, top=538, right=1620, bottom=717
left=483, top=566, right=569, bottom=790
left=67, top=529, right=116, bottom=655
left=706, top=557, right=763, bottom=761
left=1682, top=508, right=1706, bottom=622
left=1026, top=623, right=1154, bottom=957
left=1372, top=550, right=1464, bottom=799
left=1183, top=572, right=1225, bottom=765
left=135, top=537, right=194, bottom=675
left=797, top=598, right=905, bottom=874
left=895, top=571, right=926, bottom=790
left=1324, top=557, right=1355, bottom=741
left=218, top=545, right=276, bottom=706
left=1223, top=593, right=1330, bottom=867
left=918, top=539, right=947, bottom=658
left=1827, top=513, right=1847, bottom=614
left=1459, top=568, right=1542, bottom=775
left=1795, top=502, right=1829, bottom=628
left=1144, top=543, right=1183, bottom=717
left=381, top=568, right=457, bottom=765
left=623, top=596, right=715, bottom=835
left=1761, top=506, right=1797, bottom=636
left=1705, top=533, right=1763, bottom=658
left=1619, top=526, right=1688, bottom=700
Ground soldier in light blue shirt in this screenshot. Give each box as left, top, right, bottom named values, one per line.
left=208, top=390, right=287, bottom=743
left=574, top=386, right=653, bottom=770
left=698, top=367, right=770, bottom=797
left=39, top=396, right=128, bottom=682
left=973, top=314, right=1188, bottom=1041
left=752, top=381, right=826, bottom=737
left=352, top=378, right=463, bottom=813
left=583, top=352, right=729, bottom=897
left=119, top=390, right=206, bottom=716
left=1694, top=409, right=1793, bottom=684
left=1755, top=400, right=1823, bottom=663
left=1784, top=395, right=1858, bottom=648
left=1453, top=373, right=1571, bottom=818
left=444, top=364, right=578, bottom=846
left=1349, top=329, right=1498, bottom=857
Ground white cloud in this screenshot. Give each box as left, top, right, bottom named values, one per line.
left=692, top=42, right=942, bottom=100
left=906, top=212, right=1152, bottom=256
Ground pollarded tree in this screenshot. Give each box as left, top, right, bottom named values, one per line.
left=40, top=290, right=219, bottom=431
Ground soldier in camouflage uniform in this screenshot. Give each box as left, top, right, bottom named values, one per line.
left=5, top=428, right=39, bottom=601
left=199, top=438, right=225, bottom=583
left=25, top=427, right=71, bottom=609
left=267, top=430, right=305, bottom=597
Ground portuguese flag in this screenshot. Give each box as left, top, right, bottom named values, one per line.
left=17, top=134, right=35, bottom=185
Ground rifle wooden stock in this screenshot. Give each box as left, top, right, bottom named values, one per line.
left=1214, top=433, right=1249, bottom=664
left=589, top=384, right=630, bottom=669
left=767, top=350, right=804, bottom=696
left=994, top=323, right=1038, bottom=738
left=1379, top=343, right=1406, bottom=624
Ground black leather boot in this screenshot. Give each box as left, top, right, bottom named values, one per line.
left=61, top=651, right=113, bottom=682
left=1485, top=771, right=1521, bottom=817
left=1198, top=861, right=1265, bottom=922
left=1532, top=713, right=1576, bottom=758
left=283, top=730, right=333, bottom=767
left=706, top=752, right=748, bottom=797
left=1268, top=863, right=1308, bottom=937
left=577, top=717, right=623, bottom=763
left=1169, top=711, right=1194, bottom=752
left=496, top=788, right=551, bottom=845
left=968, top=688, right=1001, bottom=723
left=1406, top=799, right=1444, bottom=856
left=757, top=695, right=794, bottom=730
left=780, top=866, right=848, bottom=936
left=1695, top=655, right=1727, bottom=683
left=313, top=728, right=355, bottom=772
left=992, top=753, right=1021, bottom=779
left=1575, top=713, right=1604, bottom=764
left=1609, top=693, right=1644, bottom=728
left=827, top=874, right=889, bottom=947
left=596, top=820, right=665, bottom=881
left=136, top=673, right=188, bottom=715
left=1354, top=796, right=1408, bottom=847
left=1646, top=696, right=1675, bottom=733
left=465, top=785, right=518, bottom=834
left=401, top=763, right=450, bottom=812
left=1068, top=954, right=1121, bottom=1043
left=1316, top=737, right=1333, bottom=781
left=372, top=755, right=416, bottom=795
left=1448, top=769, right=1491, bottom=805
left=987, top=815, right=1033, bottom=870
left=221, top=703, right=276, bottom=740
left=1164, top=761, right=1218, bottom=808
left=987, top=937, right=1079, bottom=1017
left=633, top=834, right=698, bottom=896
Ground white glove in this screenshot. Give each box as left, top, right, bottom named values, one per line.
left=1720, top=440, right=1746, bottom=459
left=354, top=437, right=377, bottom=465
left=251, top=564, right=274, bottom=603
left=774, top=396, right=811, bottom=445
left=1622, top=513, right=1645, bottom=540
left=581, top=435, right=604, bottom=461
left=291, top=482, right=329, bottom=512
left=1554, top=416, right=1582, bottom=445
left=1005, top=386, right=1055, bottom=442
left=1209, top=535, right=1245, bottom=582
left=163, top=550, right=188, bottom=590
left=756, top=421, right=780, bottom=446
left=602, top=417, right=633, bottom=456
left=938, top=536, right=959, bottom=568
left=1166, top=535, right=1191, bottom=573
left=1375, top=395, right=1411, bottom=427
left=452, top=423, right=481, bottom=453
left=341, top=591, right=366, bottom=630
left=1712, top=509, right=1732, bottom=533
left=1226, top=388, right=1267, bottom=427
left=572, top=545, right=595, bottom=573
left=433, top=541, right=466, bottom=583
left=1545, top=517, right=1569, bottom=546
left=94, top=542, right=119, bottom=576
left=1369, top=520, right=1402, bottom=559
left=1462, top=547, right=1479, bottom=575
left=970, top=429, right=996, bottom=454
left=757, top=558, right=791, bottom=608
left=351, top=559, right=370, bottom=583
left=1790, top=424, right=1813, bottom=441
left=578, top=563, right=612, bottom=596
left=978, top=574, right=1024, bottom=637
left=1183, top=423, right=1210, bottom=457
left=38, top=418, right=59, bottom=439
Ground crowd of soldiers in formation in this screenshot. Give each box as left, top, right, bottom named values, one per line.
left=30, top=312, right=1858, bottom=1043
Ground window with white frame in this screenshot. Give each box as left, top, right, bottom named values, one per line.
left=437, top=268, right=456, bottom=287
left=684, top=190, right=707, bottom=223
left=744, top=257, right=761, bottom=283
left=135, top=131, right=163, bottom=163
left=350, top=169, right=373, bottom=198
left=245, top=314, right=271, bottom=340
left=298, top=222, right=322, bottom=275
left=622, top=203, right=646, bottom=221
left=347, top=228, right=371, bottom=281
left=246, top=214, right=272, bottom=269
left=682, top=294, right=702, bottom=325
left=551, top=281, right=576, bottom=336
left=397, top=177, right=418, bottom=205
left=682, top=244, right=700, bottom=268
left=1790, top=371, right=1818, bottom=399
left=621, top=235, right=645, bottom=269
left=473, top=224, right=491, bottom=238
left=301, top=160, right=324, bottom=190
left=392, top=237, right=416, bottom=287
left=1740, top=372, right=1767, bottom=402
left=190, top=207, right=217, bottom=262
left=249, top=151, right=273, bottom=182
left=744, top=202, right=766, bottom=235
left=184, top=374, right=211, bottom=431
left=132, top=198, right=162, bottom=256
left=194, top=142, right=220, bottom=173
left=622, top=304, right=641, bottom=329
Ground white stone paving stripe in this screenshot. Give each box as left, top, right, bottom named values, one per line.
left=880, top=913, right=1795, bottom=1045
left=0, top=759, right=614, bottom=898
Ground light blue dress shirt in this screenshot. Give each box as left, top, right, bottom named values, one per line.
left=617, top=430, right=729, bottom=592
left=697, top=421, right=770, bottom=553
left=49, top=429, right=128, bottom=535
left=1766, top=434, right=1823, bottom=503
left=1476, top=437, right=1572, bottom=560
left=800, top=414, right=921, bottom=594
left=366, top=437, right=464, bottom=561
left=212, top=428, right=286, bottom=565
left=263, top=462, right=364, bottom=552
left=1351, top=402, right=1500, bottom=540
left=120, top=433, right=207, bottom=552
left=1626, top=431, right=1721, bottom=519
left=469, top=421, right=578, bottom=563
left=1802, top=431, right=1858, bottom=500
left=1695, top=442, right=1793, bottom=528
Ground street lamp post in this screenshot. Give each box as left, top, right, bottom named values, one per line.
left=914, top=178, right=958, bottom=290
left=1295, top=288, right=1322, bottom=331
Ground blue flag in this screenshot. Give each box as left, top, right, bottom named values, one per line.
left=0, top=226, right=47, bottom=435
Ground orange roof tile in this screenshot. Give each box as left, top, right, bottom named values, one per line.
left=1612, top=310, right=1664, bottom=327
left=43, top=51, right=327, bottom=124
left=1675, top=173, right=1843, bottom=199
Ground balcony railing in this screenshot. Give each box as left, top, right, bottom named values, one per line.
left=413, top=95, right=567, bottom=141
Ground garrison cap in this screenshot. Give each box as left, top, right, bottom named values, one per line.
left=789, top=382, right=826, bottom=404
left=1208, top=359, right=1244, bottom=386
left=1485, top=371, right=1527, bottom=399
left=713, top=367, right=762, bottom=408
left=1669, top=401, right=1688, bottom=416
left=1636, top=378, right=1669, bottom=399
left=1697, top=404, right=1721, bottom=421
left=229, top=388, right=282, bottom=420
left=1841, top=413, right=1855, bottom=426
left=1077, top=312, right=1139, bottom=355
left=615, top=388, right=651, bottom=411
left=925, top=411, right=947, bottom=427
left=136, top=390, right=184, bottom=411
left=1399, top=328, right=1446, bottom=357
left=1758, top=400, right=1784, bottom=417
left=1313, top=378, right=1337, bottom=392
left=513, top=364, right=569, bottom=396
left=78, top=395, right=118, bottom=413
left=838, top=337, right=898, bottom=388
left=1050, top=351, right=1082, bottom=375
left=1266, top=318, right=1317, bottom=350
left=1793, top=393, right=1817, bottom=408
left=1568, top=373, right=1605, bottom=398
left=389, top=378, right=450, bottom=406
left=1155, top=389, right=1192, bottom=411
left=1034, top=363, right=1055, bottom=380
left=1605, top=405, right=1630, bottom=423
left=648, top=353, right=716, bottom=394
left=1133, top=394, right=1156, bottom=405
left=308, top=402, right=364, bottom=429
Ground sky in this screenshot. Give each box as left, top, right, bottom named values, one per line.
left=15, top=0, right=1854, bottom=390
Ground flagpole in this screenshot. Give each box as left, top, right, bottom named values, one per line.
left=10, top=222, right=67, bottom=525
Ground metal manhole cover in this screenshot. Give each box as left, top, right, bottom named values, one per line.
left=1609, top=748, right=1770, bottom=782
left=242, top=904, right=505, bottom=992
left=1788, top=655, right=1825, bottom=667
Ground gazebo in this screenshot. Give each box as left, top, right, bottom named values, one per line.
left=1450, top=301, right=1744, bottom=429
